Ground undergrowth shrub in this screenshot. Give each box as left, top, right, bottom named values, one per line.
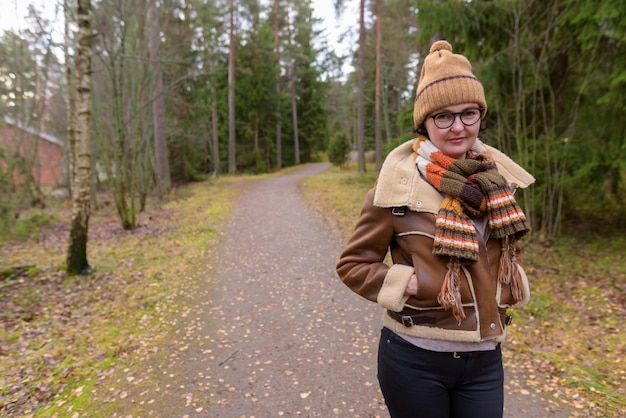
left=11, top=211, right=57, bottom=241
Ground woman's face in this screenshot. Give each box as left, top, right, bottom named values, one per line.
left=423, top=103, right=482, bottom=160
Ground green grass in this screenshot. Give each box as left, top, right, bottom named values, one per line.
left=10, top=210, right=58, bottom=242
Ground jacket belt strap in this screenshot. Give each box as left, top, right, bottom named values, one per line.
left=387, top=310, right=436, bottom=327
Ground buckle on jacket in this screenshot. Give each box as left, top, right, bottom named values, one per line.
left=391, top=207, right=406, bottom=216
left=401, top=315, right=414, bottom=327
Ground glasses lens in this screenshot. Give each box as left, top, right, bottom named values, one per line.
left=434, top=113, right=454, bottom=129
left=460, top=109, right=481, bottom=125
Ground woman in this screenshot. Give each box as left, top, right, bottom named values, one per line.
left=336, top=40, right=535, bottom=418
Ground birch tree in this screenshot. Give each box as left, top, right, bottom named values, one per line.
left=64, top=1, right=77, bottom=199
left=66, top=0, right=93, bottom=275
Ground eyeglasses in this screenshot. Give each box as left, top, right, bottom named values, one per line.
left=429, top=108, right=484, bottom=129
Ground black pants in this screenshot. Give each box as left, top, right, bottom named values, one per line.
left=377, top=327, right=504, bottom=418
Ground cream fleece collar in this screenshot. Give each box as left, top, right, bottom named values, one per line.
left=373, top=139, right=535, bottom=211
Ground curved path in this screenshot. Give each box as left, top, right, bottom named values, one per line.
left=130, top=163, right=574, bottom=417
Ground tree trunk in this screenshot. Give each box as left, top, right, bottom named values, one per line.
left=212, top=105, right=219, bottom=176
left=273, top=0, right=282, bottom=169
left=608, top=167, right=620, bottom=197
left=147, top=0, right=171, bottom=195
left=254, top=121, right=259, bottom=151
left=228, top=0, right=236, bottom=174
left=67, top=0, right=93, bottom=276
left=209, top=52, right=220, bottom=176
left=291, top=71, right=300, bottom=165
left=287, top=17, right=300, bottom=166
left=374, top=0, right=383, bottom=170
left=356, top=0, right=366, bottom=173
left=64, top=0, right=77, bottom=197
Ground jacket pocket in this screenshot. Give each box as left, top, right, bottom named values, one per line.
left=407, top=253, right=474, bottom=309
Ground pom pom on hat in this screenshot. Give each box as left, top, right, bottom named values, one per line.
left=430, top=40, right=452, bottom=54
left=413, top=40, right=487, bottom=128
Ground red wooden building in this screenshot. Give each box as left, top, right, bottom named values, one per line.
left=0, top=117, right=65, bottom=187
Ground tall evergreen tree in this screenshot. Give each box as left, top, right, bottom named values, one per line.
left=147, top=0, right=171, bottom=194
left=228, top=0, right=237, bottom=173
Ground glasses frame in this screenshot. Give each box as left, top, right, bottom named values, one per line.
left=429, top=107, right=485, bottom=129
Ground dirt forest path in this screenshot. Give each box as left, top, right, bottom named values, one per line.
left=134, top=163, right=574, bottom=418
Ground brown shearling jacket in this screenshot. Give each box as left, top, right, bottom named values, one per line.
left=336, top=139, right=535, bottom=343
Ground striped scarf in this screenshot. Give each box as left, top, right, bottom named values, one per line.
left=415, top=138, right=530, bottom=322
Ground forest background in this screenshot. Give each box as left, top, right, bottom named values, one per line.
left=2, top=0, right=625, bottom=242
left=1, top=0, right=625, bottom=415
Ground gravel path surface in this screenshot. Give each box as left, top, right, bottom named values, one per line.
left=133, top=163, right=574, bottom=417
left=202, top=163, right=386, bottom=417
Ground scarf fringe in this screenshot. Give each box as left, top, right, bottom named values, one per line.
left=499, top=236, right=524, bottom=301
left=437, top=258, right=466, bottom=323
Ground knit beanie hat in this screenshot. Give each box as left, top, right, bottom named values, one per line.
left=413, top=40, right=487, bottom=128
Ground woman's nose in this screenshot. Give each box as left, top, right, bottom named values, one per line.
left=450, top=116, right=465, bottom=131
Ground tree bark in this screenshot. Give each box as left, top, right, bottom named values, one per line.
left=356, top=0, right=366, bottom=173
left=67, top=0, right=93, bottom=275
left=212, top=105, right=220, bottom=176
left=291, top=70, right=300, bottom=165
left=273, top=0, right=282, bottom=169
left=208, top=49, right=220, bottom=176
left=374, top=0, right=383, bottom=170
left=287, top=12, right=300, bottom=166
left=64, top=0, right=77, bottom=197
left=228, top=0, right=236, bottom=174
left=147, top=0, right=171, bottom=194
